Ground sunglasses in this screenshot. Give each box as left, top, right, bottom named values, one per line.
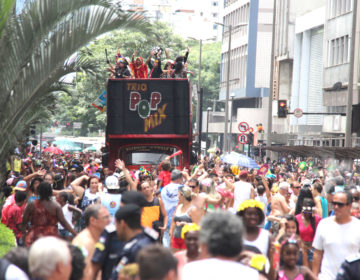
left=332, top=201, right=350, bottom=208
left=353, top=197, right=360, bottom=202
left=188, top=185, right=197, bottom=189
left=292, top=186, right=301, bottom=189
left=302, top=206, right=315, bottom=213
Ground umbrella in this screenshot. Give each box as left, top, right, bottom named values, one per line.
left=221, top=152, right=259, bottom=169
left=84, top=146, right=97, bottom=152
left=43, top=146, right=64, bottom=155
left=60, top=144, right=82, bottom=152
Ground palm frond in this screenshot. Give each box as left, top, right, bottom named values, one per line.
left=0, top=0, right=15, bottom=37
left=0, top=0, right=151, bottom=160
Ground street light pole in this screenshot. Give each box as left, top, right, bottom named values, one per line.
left=345, top=0, right=357, bottom=147
left=206, top=107, right=212, bottom=152
left=266, top=0, right=277, bottom=156
left=229, top=93, right=235, bottom=152
left=214, top=22, right=247, bottom=154
left=197, top=39, right=203, bottom=154
left=223, top=24, right=232, bottom=154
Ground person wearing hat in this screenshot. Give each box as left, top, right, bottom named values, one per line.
left=233, top=170, right=255, bottom=212
left=99, top=175, right=123, bottom=222
left=111, top=204, right=158, bottom=280
left=4, top=191, right=27, bottom=246
left=1, top=180, right=28, bottom=226
left=148, top=49, right=171, bottom=78
left=161, top=169, right=184, bottom=248
left=130, top=50, right=152, bottom=78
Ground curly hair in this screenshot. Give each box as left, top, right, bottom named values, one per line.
left=294, top=187, right=313, bottom=215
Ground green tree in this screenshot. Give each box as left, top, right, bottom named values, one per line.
left=54, top=22, right=189, bottom=135
left=53, top=22, right=222, bottom=135
left=0, top=0, right=151, bottom=169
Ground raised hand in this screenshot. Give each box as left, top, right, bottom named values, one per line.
left=115, top=159, right=125, bottom=170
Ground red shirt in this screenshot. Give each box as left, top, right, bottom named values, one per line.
left=6, top=203, right=25, bottom=239
left=130, top=63, right=148, bottom=78
left=158, top=171, right=171, bottom=188
left=295, top=214, right=321, bottom=242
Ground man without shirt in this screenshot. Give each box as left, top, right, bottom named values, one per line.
left=72, top=205, right=111, bottom=280
left=312, top=191, right=360, bottom=280
left=270, top=182, right=291, bottom=216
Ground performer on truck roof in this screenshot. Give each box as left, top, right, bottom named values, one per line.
left=130, top=50, right=152, bottom=78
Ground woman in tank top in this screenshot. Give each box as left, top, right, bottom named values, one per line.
left=169, top=186, right=198, bottom=252
left=237, top=199, right=274, bottom=279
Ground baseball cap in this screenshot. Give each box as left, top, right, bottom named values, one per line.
left=105, top=175, right=119, bottom=190
left=240, top=170, right=248, bottom=178
left=14, top=180, right=27, bottom=191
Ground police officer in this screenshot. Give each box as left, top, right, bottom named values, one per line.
left=111, top=204, right=158, bottom=280
left=91, top=191, right=153, bottom=280
left=336, top=254, right=360, bottom=280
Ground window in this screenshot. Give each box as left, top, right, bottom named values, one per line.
left=328, top=35, right=349, bottom=66
left=212, top=1, right=218, bottom=6
left=212, top=13, right=218, bottom=18
left=329, top=0, right=352, bottom=18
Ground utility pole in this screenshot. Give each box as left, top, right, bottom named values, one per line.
left=345, top=0, right=357, bottom=147
left=266, top=0, right=277, bottom=156
left=197, top=39, right=203, bottom=154
left=223, top=24, right=232, bottom=154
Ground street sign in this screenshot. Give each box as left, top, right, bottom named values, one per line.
left=293, top=108, right=303, bottom=118
left=238, top=133, right=249, bottom=144
left=73, top=122, right=82, bottom=129
left=238, top=122, right=249, bottom=133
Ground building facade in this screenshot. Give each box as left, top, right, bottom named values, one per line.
left=207, top=0, right=360, bottom=152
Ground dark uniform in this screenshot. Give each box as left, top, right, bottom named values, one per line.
left=336, top=254, right=360, bottom=280
left=92, top=225, right=125, bottom=280
left=111, top=227, right=158, bottom=280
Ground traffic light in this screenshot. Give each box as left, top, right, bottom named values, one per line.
left=248, top=132, right=254, bottom=145
left=66, top=122, right=70, bottom=128
left=278, top=100, right=287, bottom=118
left=30, top=125, right=36, bottom=135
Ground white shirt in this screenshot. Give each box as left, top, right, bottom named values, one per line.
left=58, top=203, right=73, bottom=230
left=233, top=181, right=253, bottom=210
left=312, top=216, right=360, bottom=280
left=5, top=264, right=29, bottom=280
left=243, top=228, right=270, bottom=256
left=182, top=258, right=258, bottom=280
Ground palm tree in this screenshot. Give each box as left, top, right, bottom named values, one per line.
left=0, top=0, right=151, bottom=175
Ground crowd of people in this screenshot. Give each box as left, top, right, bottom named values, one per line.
left=107, top=44, right=193, bottom=79
left=2, top=143, right=360, bottom=279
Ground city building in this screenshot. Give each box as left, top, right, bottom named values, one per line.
left=119, top=0, right=223, bottom=40
left=206, top=0, right=360, bottom=154
left=205, top=0, right=274, bottom=152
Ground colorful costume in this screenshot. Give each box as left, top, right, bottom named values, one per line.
left=25, top=200, right=58, bottom=246
left=130, top=57, right=148, bottom=78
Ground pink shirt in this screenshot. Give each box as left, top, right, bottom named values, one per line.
left=295, top=214, right=321, bottom=242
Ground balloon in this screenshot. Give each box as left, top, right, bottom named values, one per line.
left=308, top=161, right=314, bottom=167
left=299, top=161, right=307, bottom=171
